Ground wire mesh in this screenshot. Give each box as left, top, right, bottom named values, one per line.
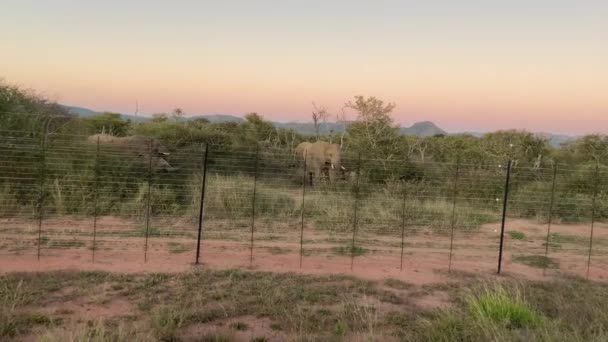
left=0, top=125, right=606, bottom=280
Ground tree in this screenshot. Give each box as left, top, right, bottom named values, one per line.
left=335, top=105, right=348, bottom=149
left=0, top=80, right=75, bottom=134
left=425, top=134, right=483, bottom=164
left=83, top=112, right=131, bottom=136
left=480, top=130, right=550, bottom=167
left=311, top=102, right=329, bottom=139
left=243, top=112, right=276, bottom=143
left=345, top=96, right=402, bottom=161
left=571, top=135, right=608, bottom=166
left=171, top=108, right=184, bottom=121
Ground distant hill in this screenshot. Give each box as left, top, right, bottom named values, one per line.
left=62, top=105, right=148, bottom=122
left=275, top=121, right=448, bottom=137
left=61, top=105, right=97, bottom=116
left=190, top=114, right=244, bottom=123
left=273, top=122, right=347, bottom=135
left=400, top=121, right=447, bottom=137
left=60, top=104, right=578, bottom=144
left=61, top=105, right=240, bottom=123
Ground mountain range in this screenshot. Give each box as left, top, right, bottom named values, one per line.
left=62, top=105, right=575, bottom=146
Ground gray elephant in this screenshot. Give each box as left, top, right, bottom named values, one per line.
left=300, top=141, right=345, bottom=186
left=87, top=134, right=175, bottom=172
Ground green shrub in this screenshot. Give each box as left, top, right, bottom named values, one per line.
left=466, top=283, right=542, bottom=329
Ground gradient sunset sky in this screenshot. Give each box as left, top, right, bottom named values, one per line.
left=2, top=1, right=607, bottom=134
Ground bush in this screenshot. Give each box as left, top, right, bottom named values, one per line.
left=466, top=283, right=542, bottom=329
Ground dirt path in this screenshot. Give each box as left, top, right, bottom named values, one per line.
left=1, top=216, right=607, bottom=283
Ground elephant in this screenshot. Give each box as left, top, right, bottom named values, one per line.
left=299, top=141, right=345, bottom=186
left=87, top=134, right=176, bottom=172
left=293, top=141, right=312, bottom=165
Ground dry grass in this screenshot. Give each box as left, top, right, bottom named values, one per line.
left=2, top=269, right=608, bottom=341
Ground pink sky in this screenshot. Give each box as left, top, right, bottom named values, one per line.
left=2, top=1, right=607, bottom=135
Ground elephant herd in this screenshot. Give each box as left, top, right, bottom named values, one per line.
left=87, top=134, right=347, bottom=185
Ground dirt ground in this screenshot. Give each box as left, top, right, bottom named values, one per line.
left=1, top=216, right=607, bottom=284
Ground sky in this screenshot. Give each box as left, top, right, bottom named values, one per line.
left=1, top=0, right=607, bottom=134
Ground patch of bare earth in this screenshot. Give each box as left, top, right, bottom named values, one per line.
left=2, top=216, right=607, bottom=284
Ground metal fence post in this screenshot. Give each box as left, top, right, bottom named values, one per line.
left=399, top=181, right=407, bottom=271
left=350, top=152, right=362, bottom=271
left=36, top=132, right=48, bottom=260
left=586, top=164, right=600, bottom=278
left=143, top=139, right=153, bottom=263
left=543, top=164, right=558, bottom=276
left=299, top=150, right=307, bottom=268
left=91, top=136, right=100, bottom=262
left=250, top=145, right=260, bottom=265
left=195, top=144, right=209, bottom=265
left=448, top=157, right=461, bottom=272
left=497, top=160, right=512, bottom=275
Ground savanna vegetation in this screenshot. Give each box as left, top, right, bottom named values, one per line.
left=1, top=80, right=607, bottom=235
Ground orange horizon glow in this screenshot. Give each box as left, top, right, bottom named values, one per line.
left=2, top=1, right=607, bottom=135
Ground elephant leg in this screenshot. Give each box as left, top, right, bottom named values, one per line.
left=312, top=168, right=323, bottom=186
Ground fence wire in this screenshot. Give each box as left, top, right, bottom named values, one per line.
left=0, top=128, right=607, bottom=280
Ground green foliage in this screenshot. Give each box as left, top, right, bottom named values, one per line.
left=205, top=175, right=298, bottom=219
left=333, top=244, right=366, bottom=256
left=466, top=284, right=542, bottom=329
left=345, top=96, right=402, bottom=161
left=570, top=134, right=608, bottom=165
left=82, top=112, right=131, bottom=136
left=512, top=255, right=559, bottom=269
left=3, top=83, right=608, bottom=229
left=508, top=231, right=525, bottom=240
left=548, top=232, right=588, bottom=245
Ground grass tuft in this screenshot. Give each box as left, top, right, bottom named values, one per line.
left=466, top=283, right=542, bottom=329
left=513, top=255, right=559, bottom=269
left=166, top=242, right=191, bottom=254
left=507, top=231, right=525, bottom=240
left=333, top=245, right=366, bottom=256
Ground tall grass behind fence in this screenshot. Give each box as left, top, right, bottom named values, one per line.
left=0, top=124, right=607, bottom=279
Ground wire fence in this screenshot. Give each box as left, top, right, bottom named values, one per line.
left=1, top=128, right=607, bottom=280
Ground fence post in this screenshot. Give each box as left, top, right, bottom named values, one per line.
left=350, top=152, right=362, bottom=271
left=586, top=164, right=600, bottom=278
left=91, top=136, right=100, bottom=262
left=250, top=145, right=260, bottom=265
left=195, top=144, right=209, bottom=265
left=497, top=160, right=512, bottom=275
left=36, top=132, right=48, bottom=261
left=448, top=157, right=461, bottom=272
left=143, top=139, right=153, bottom=263
left=543, top=164, right=558, bottom=276
left=399, top=180, right=407, bottom=271
left=299, top=150, right=307, bottom=268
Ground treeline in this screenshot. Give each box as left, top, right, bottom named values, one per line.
left=1, top=81, right=607, bottom=224
left=2, top=82, right=608, bottom=169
